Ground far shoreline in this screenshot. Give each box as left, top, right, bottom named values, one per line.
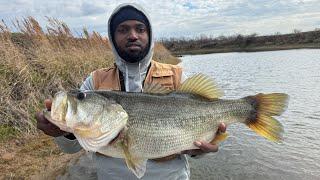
left=162, top=30, right=320, bottom=56
left=172, top=44, right=320, bottom=56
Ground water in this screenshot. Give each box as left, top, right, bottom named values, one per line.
left=181, top=49, right=320, bottom=180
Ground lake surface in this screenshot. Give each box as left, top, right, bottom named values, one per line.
left=181, top=49, right=320, bottom=180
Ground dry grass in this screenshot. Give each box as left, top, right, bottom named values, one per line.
left=0, top=17, right=180, bottom=138
left=0, top=134, right=83, bottom=179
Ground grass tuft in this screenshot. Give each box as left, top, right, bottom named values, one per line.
left=0, top=125, right=18, bottom=142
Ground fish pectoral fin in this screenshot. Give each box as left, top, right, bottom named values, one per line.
left=178, top=73, right=223, bottom=100
left=124, top=156, right=147, bottom=179
left=143, top=83, right=172, bottom=94
left=121, top=139, right=147, bottom=178
left=210, top=132, right=228, bottom=144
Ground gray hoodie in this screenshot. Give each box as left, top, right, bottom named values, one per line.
left=55, top=3, right=190, bottom=180
left=109, top=3, right=154, bottom=92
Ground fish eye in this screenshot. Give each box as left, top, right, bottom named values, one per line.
left=77, top=92, right=86, bottom=100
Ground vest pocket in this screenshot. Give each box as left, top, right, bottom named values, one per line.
left=151, top=73, right=175, bottom=90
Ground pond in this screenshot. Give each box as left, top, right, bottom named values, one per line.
left=181, top=49, right=320, bottom=180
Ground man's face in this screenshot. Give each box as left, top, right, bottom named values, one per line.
left=114, top=20, right=149, bottom=63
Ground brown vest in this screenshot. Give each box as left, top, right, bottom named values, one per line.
left=92, top=60, right=182, bottom=90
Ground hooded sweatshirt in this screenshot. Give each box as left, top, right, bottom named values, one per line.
left=108, top=3, right=154, bottom=92
left=80, top=3, right=154, bottom=92
left=55, top=3, right=190, bottom=180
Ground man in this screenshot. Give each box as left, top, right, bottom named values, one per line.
left=36, top=3, right=226, bottom=180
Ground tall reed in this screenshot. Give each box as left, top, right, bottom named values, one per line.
left=0, top=17, right=179, bottom=137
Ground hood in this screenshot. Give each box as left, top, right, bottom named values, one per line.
left=107, top=3, right=154, bottom=92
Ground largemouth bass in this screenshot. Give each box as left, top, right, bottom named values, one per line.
left=44, top=74, right=289, bottom=178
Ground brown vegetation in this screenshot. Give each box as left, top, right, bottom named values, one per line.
left=0, top=17, right=180, bottom=138
left=161, top=30, right=320, bottom=55
left=0, top=134, right=82, bottom=179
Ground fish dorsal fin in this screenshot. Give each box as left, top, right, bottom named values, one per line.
left=143, top=83, right=172, bottom=94
left=178, top=73, right=223, bottom=100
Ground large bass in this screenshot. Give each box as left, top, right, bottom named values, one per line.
left=44, top=74, right=289, bottom=178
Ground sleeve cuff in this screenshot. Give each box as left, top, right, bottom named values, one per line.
left=64, top=133, right=76, bottom=140
left=54, top=136, right=82, bottom=154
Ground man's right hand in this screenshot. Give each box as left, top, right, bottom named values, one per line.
left=36, top=99, right=67, bottom=137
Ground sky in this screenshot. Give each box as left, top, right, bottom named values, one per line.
left=1, top=0, right=320, bottom=39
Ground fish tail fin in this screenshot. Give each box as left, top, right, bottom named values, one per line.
left=245, top=93, right=289, bottom=142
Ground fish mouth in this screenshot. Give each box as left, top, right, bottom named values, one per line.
left=43, top=109, right=72, bottom=132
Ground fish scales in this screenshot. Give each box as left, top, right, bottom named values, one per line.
left=95, top=91, right=253, bottom=157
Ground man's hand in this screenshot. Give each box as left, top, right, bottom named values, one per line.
left=182, top=123, right=227, bottom=156
left=36, top=99, right=68, bottom=137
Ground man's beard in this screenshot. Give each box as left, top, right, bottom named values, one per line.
left=117, top=44, right=149, bottom=63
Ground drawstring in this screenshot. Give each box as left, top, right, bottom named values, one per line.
left=139, top=62, right=143, bottom=92
left=125, top=65, right=129, bottom=92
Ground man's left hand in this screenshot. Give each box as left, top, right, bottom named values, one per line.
left=182, top=123, right=226, bottom=156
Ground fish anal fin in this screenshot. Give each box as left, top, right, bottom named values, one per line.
left=143, top=83, right=172, bottom=94
left=210, top=132, right=228, bottom=144
left=178, top=73, right=223, bottom=100
left=121, top=138, right=147, bottom=179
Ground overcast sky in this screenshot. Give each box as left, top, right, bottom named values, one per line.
left=1, top=0, right=320, bottom=39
